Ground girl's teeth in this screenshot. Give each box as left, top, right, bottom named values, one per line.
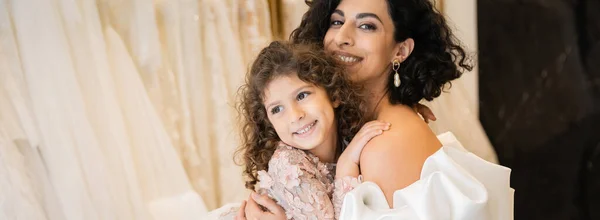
left=297, top=121, right=316, bottom=134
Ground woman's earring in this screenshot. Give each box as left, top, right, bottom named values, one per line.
left=393, top=59, right=401, bottom=87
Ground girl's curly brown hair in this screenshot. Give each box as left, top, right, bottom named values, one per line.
left=236, top=41, right=367, bottom=190
left=291, top=0, right=474, bottom=106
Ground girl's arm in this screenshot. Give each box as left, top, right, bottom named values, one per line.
left=333, top=121, right=390, bottom=218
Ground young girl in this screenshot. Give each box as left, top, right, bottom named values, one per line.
left=216, top=41, right=390, bottom=219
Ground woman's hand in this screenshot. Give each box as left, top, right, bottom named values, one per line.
left=236, top=192, right=286, bottom=220
left=413, top=104, right=436, bottom=123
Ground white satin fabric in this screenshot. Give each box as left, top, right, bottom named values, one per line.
left=340, top=132, right=514, bottom=220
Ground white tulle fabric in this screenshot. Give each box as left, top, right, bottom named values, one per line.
left=339, top=132, right=514, bottom=220
left=1, top=0, right=272, bottom=218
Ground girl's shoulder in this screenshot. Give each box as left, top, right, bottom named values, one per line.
left=258, top=143, right=334, bottom=191
left=269, top=143, right=320, bottom=170
left=271, top=143, right=310, bottom=162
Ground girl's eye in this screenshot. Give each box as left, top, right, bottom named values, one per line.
left=271, top=106, right=283, bottom=114
left=296, top=91, right=311, bottom=101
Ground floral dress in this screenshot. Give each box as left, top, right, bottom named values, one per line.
left=219, top=144, right=361, bottom=220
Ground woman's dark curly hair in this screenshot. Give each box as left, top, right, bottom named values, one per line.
left=237, top=41, right=367, bottom=190
left=291, top=0, right=473, bottom=106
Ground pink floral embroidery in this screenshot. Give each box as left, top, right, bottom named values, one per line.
left=281, top=165, right=301, bottom=189
left=219, top=144, right=357, bottom=220
left=255, top=144, right=336, bottom=219
left=257, top=170, right=274, bottom=189
left=333, top=176, right=362, bottom=219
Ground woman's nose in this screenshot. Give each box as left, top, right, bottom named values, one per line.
left=334, top=24, right=354, bottom=47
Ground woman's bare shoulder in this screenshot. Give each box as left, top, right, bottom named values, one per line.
left=358, top=105, right=442, bottom=206
left=370, top=104, right=440, bottom=151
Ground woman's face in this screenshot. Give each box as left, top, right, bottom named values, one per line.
left=324, top=0, right=400, bottom=86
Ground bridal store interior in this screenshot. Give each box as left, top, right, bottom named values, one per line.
left=1, top=0, right=599, bottom=219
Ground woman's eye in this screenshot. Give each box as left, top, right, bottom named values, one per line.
left=296, top=91, right=311, bottom=101
left=359, top=23, right=377, bottom=31
left=330, top=20, right=343, bottom=26
left=271, top=106, right=283, bottom=114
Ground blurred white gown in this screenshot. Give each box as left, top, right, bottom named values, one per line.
left=1, top=0, right=210, bottom=218
left=424, top=80, right=499, bottom=163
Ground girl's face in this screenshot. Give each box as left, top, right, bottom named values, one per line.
left=263, top=73, right=338, bottom=154
left=323, top=0, right=403, bottom=86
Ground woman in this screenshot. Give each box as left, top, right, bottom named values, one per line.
left=237, top=0, right=513, bottom=219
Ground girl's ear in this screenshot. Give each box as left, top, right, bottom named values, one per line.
left=333, top=98, right=341, bottom=108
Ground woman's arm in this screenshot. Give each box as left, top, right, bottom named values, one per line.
left=359, top=105, right=442, bottom=207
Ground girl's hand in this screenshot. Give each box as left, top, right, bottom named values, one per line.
left=342, top=120, right=390, bottom=165
left=237, top=193, right=286, bottom=220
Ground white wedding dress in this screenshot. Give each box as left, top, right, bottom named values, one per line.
left=339, top=132, right=514, bottom=220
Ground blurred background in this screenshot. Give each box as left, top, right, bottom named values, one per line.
left=0, top=0, right=598, bottom=219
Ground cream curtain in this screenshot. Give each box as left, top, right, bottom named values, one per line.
left=0, top=0, right=272, bottom=219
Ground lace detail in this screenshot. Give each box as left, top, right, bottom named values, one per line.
left=256, top=145, right=336, bottom=220
left=333, top=176, right=362, bottom=219
left=217, top=206, right=239, bottom=220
